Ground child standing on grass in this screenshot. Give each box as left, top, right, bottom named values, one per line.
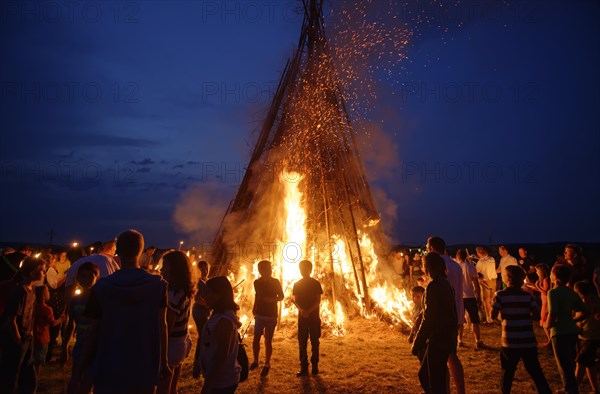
left=292, top=260, right=323, bottom=377
left=546, top=264, right=590, bottom=394
left=65, top=262, right=99, bottom=394
left=250, top=260, right=284, bottom=377
left=573, top=281, right=600, bottom=393
left=492, top=265, right=551, bottom=394
left=33, top=285, right=65, bottom=377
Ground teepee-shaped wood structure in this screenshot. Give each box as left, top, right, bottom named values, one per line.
left=210, top=0, right=393, bottom=318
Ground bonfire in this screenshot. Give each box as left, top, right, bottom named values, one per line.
left=208, top=0, right=414, bottom=336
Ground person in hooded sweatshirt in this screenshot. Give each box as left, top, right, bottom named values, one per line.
left=77, top=229, right=169, bottom=394
left=200, top=276, right=241, bottom=394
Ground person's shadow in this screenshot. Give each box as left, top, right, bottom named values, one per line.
left=300, top=375, right=327, bottom=393
left=314, top=376, right=327, bottom=393
left=257, top=376, right=268, bottom=393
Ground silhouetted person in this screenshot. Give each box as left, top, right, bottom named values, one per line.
left=573, top=281, right=600, bottom=393
left=492, top=266, right=551, bottom=394
left=45, top=253, right=67, bottom=363
left=412, top=252, right=458, bottom=394
left=426, top=236, right=465, bottom=394
left=77, top=229, right=169, bottom=394
left=0, top=257, right=46, bottom=394
left=199, top=276, right=241, bottom=393
left=33, top=284, right=65, bottom=377
left=250, top=260, right=284, bottom=377
left=293, top=260, right=323, bottom=376
left=546, top=264, right=590, bottom=394
left=65, top=262, right=99, bottom=394
left=192, top=261, right=210, bottom=379
left=158, top=251, right=194, bottom=394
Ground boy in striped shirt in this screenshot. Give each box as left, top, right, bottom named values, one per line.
left=492, top=265, right=551, bottom=394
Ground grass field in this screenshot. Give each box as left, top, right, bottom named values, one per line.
left=38, top=317, right=591, bottom=393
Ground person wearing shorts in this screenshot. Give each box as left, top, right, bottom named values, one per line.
left=251, top=260, right=284, bottom=377
left=456, top=249, right=483, bottom=349
left=476, top=246, right=497, bottom=324
left=34, top=344, right=49, bottom=368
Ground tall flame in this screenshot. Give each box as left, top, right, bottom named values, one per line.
left=229, top=169, right=413, bottom=336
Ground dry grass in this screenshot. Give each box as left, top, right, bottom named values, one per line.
left=39, top=317, right=593, bottom=393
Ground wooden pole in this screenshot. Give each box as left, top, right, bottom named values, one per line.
left=331, top=193, right=363, bottom=297
left=342, top=175, right=371, bottom=312
left=320, top=174, right=338, bottom=312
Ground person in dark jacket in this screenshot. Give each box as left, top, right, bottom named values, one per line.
left=412, top=252, right=458, bottom=394
left=76, top=229, right=169, bottom=394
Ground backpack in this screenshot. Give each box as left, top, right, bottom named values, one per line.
left=237, top=333, right=249, bottom=383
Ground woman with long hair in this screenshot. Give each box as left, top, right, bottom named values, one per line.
left=200, top=276, right=241, bottom=394
left=44, top=252, right=67, bottom=363
left=158, top=251, right=194, bottom=394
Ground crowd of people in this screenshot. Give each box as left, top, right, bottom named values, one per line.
left=0, top=230, right=323, bottom=394
left=0, top=233, right=597, bottom=393
left=407, top=237, right=599, bottom=394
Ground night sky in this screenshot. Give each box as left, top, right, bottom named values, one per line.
left=1, top=0, right=599, bottom=248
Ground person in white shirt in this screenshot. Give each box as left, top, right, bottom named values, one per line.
left=475, top=246, right=496, bottom=324
left=426, top=236, right=465, bottom=394
left=65, top=241, right=119, bottom=289
left=455, top=249, right=483, bottom=349
left=497, top=245, right=518, bottom=288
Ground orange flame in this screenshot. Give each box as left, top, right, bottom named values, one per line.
left=229, top=169, right=413, bottom=336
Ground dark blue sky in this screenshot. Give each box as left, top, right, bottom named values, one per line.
left=1, top=1, right=599, bottom=248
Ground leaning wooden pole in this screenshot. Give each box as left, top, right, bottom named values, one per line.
left=320, top=174, right=338, bottom=313
left=332, top=194, right=363, bottom=297
left=343, top=175, right=371, bottom=312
